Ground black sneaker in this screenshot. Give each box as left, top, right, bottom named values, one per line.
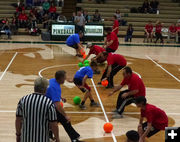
left=79, top=104, right=86, bottom=110
left=106, top=85, right=114, bottom=89
left=90, top=102, right=100, bottom=107
left=72, top=139, right=85, bottom=142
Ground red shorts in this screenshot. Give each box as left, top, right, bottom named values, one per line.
left=74, top=78, right=91, bottom=92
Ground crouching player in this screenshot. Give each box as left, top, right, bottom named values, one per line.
left=135, top=96, right=168, bottom=142
left=71, top=61, right=100, bottom=109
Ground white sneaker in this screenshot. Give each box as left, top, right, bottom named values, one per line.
left=112, top=113, right=123, bottom=119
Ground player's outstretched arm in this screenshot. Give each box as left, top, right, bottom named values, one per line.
left=139, top=123, right=152, bottom=142
left=109, top=85, right=123, bottom=96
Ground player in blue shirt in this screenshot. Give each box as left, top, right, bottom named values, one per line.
left=66, top=31, right=84, bottom=57
left=71, top=61, right=100, bottom=109
left=46, top=71, right=82, bottom=142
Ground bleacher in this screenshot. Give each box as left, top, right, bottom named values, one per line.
left=77, top=0, right=180, bottom=37
left=0, top=0, right=62, bottom=35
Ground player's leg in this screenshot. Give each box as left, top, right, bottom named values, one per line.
left=107, top=65, right=125, bottom=88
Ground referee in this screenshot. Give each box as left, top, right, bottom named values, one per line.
left=15, top=77, right=60, bottom=142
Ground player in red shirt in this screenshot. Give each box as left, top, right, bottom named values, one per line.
left=103, top=27, right=119, bottom=53
left=112, top=15, right=119, bottom=35
left=109, top=66, right=146, bottom=118
left=100, top=52, right=127, bottom=88
left=155, top=21, right=164, bottom=43
left=144, top=21, right=153, bottom=43
left=18, top=10, right=28, bottom=28
left=167, top=23, right=177, bottom=43
left=135, top=96, right=168, bottom=142
left=82, top=43, right=106, bottom=74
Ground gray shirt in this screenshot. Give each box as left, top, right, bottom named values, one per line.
left=75, top=15, right=85, bottom=26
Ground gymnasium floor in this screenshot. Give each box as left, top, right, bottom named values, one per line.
left=0, top=37, right=180, bottom=142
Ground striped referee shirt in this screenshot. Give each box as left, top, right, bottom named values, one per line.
left=16, top=93, right=57, bottom=142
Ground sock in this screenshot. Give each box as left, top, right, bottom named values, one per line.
left=81, top=101, right=85, bottom=105
left=91, top=100, right=95, bottom=103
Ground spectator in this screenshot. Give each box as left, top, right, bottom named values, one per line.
left=154, top=21, right=163, bottom=43
left=71, top=12, right=76, bottom=23
left=167, top=23, right=177, bottom=43
left=93, top=9, right=101, bottom=22
left=11, top=14, right=18, bottom=35
left=126, top=130, right=139, bottom=142
left=16, top=2, right=25, bottom=14
left=83, top=10, right=91, bottom=23
left=114, top=9, right=121, bottom=24
left=75, top=11, right=85, bottom=42
left=57, top=13, right=67, bottom=22
left=125, top=24, right=134, bottom=42
left=112, top=15, right=119, bottom=35
left=150, top=0, right=159, bottom=14
left=144, top=21, right=154, bottom=42
left=96, top=0, right=105, bottom=4
left=15, top=77, right=60, bottom=142
left=176, top=22, right=180, bottom=43
left=2, top=21, right=11, bottom=39
left=42, top=13, right=50, bottom=29
left=49, top=3, right=57, bottom=20
left=141, top=0, right=151, bottom=13
left=42, top=0, right=50, bottom=14
left=28, top=14, right=41, bottom=36
left=18, top=10, right=28, bottom=28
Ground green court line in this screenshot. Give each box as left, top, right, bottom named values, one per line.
left=0, top=40, right=180, bottom=48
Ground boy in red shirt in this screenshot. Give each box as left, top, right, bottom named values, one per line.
left=103, top=27, right=119, bottom=53
left=112, top=15, right=119, bottom=35
left=167, top=23, right=177, bottom=43
left=18, top=10, right=28, bottom=28
left=135, top=96, right=168, bottom=142
left=155, top=21, right=164, bottom=43
left=144, top=21, right=153, bottom=43
left=109, top=66, right=146, bottom=119
left=100, top=52, right=127, bottom=88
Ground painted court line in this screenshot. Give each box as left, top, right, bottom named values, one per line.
left=91, top=78, right=117, bottom=142
left=146, top=55, right=180, bottom=83
left=0, top=52, right=18, bottom=80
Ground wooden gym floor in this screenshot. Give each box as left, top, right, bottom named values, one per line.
left=0, top=40, right=180, bottom=142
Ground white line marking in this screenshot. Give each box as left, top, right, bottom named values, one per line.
left=1, top=110, right=180, bottom=115
left=146, top=55, right=180, bottom=83
left=91, top=78, right=117, bottom=142
left=0, top=52, right=18, bottom=80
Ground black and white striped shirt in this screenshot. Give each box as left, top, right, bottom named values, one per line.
left=16, top=93, right=57, bottom=142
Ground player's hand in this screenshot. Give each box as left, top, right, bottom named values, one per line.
left=108, top=92, right=114, bottom=96
left=16, top=135, right=21, bottom=142
left=65, top=115, right=71, bottom=123
left=139, top=137, right=145, bottom=142
left=55, top=138, right=60, bottom=142
left=61, top=98, right=67, bottom=103
left=121, top=93, right=129, bottom=99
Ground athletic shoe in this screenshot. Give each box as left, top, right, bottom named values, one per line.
left=97, top=82, right=101, bottom=85
left=90, top=102, right=100, bottom=107
left=79, top=104, right=86, bottom=110
left=112, top=109, right=118, bottom=113
left=106, top=85, right=114, bottom=89
left=112, top=113, right=123, bottom=119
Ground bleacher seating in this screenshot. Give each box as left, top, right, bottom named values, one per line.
left=77, top=0, right=180, bottom=37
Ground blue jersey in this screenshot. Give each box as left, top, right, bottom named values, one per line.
left=74, top=66, right=93, bottom=81
left=46, top=78, right=61, bottom=103
left=66, top=34, right=80, bottom=46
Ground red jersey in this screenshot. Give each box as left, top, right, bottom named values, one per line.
left=145, top=24, right=153, bottom=33
left=113, top=20, right=119, bottom=35
left=107, top=53, right=127, bottom=66
left=141, top=104, right=168, bottom=130
left=169, top=25, right=177, bottom=33
left=155, top=25, right=162, bottom=33
left=121, top=73, right=146, bottom=97
left=106, top=32, right=119, bottom=51
left=89, top=45, right=105, bottom=55
left=49, top=6, right=56, bottom=13
left=18, top=13, right=28, bottom=20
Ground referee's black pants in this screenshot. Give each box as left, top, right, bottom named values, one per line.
left=56, top=110, right=80, bottom=140
left=116, top=90, right=135, bottom=115
left=101, top=64, right=125, bottom=87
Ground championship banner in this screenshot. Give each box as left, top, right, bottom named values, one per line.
left=52, top=25, right=75, bottom=36
left=84, top=25, right=104, bottom=36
